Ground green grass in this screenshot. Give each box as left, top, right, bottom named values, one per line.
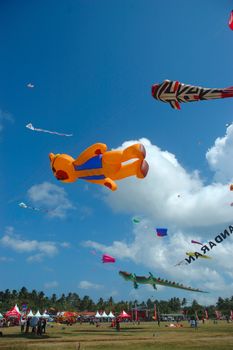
left=0, top=321, right=233, bottom=350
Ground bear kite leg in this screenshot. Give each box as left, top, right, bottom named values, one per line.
left=121, top=143, right=146, bottom=162
left=112, top=159, right=149, bottom=180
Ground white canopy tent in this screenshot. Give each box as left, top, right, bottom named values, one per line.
left=35, top=310, right=42, bottom=318
left=108, top=311, right=115, bottom=318
left=0, top=313, right=3, bottom=319
left=27, top=310, right=34, bottom=317
left=15, top=304, right=20, bottom=313
left=41, top=313, right=50, bottom=318
left=95, top=311, right=102, bottom=318
left=101, top=311, right=108, bottom=318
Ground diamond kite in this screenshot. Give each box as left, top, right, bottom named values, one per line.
left=151, top=80, right=233, bottom=110
left=18, top=202, right=49, bottom=213
left=156, top=228, right=168, bottom=237
left=119, top=271, right=207, bottom=293
left=49, top=143, right=149, bottom=191
left=132, top=217, right=141, bottom=224
left=102, top=254, right=116, bottom=263
left=26, top=123, right=73, bottom=137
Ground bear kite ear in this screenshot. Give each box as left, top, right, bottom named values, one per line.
left=49, top=153, right=55, bottom=162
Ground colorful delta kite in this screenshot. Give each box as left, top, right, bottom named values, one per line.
left=186, top=252, right=212, bottom=259
left=18, top=202, right=49, bottom=213
left=229, top=10, right=233, bottom=30
left=49, top=143, right=149, bottom=191
left=119, top=271, right=207, bottom=293
left=132, top=217, right=141, bottom=224
left=102, top=254, right=116, bottom=263
left=156, top=228, right=168, bottom=237
left=151, top=80, right=233, bottom=110
left=191, top=240, right=203, bottom=246
left=26, top=123, right=73, bottom=137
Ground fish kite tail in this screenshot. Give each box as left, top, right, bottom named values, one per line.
left=221, top=86, right=233, bottom=98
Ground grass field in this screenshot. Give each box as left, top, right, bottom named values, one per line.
left=0, top=321, right=232, bottom=350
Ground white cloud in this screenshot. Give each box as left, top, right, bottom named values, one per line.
left=27, top=182, right=74, bottom=219
left=103, top=138, right=233, bottom=228
left=78, top=280, right=103, bottom=290
left=27, top=253, right=45, bottom=263
left=0, top=235, right=58, bottom=255
left=206, top=125, right=233, bottom=182
left=60, top=242, right=70, bottom=248
left=0, top=256, right=14, bottom=262
left=0, top=232, right=69, bottom=262
left=0, top=110, right=14, bottom=133
left=44, top=281, right=59, bottom=289
left=83, top=135, right=233, bottom=303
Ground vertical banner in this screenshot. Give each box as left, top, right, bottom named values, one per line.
left=195, top=311, right=199, bottom=321
left=230, top=310, right=233, bottom=320
left=205, top=309, right=208, bottom=320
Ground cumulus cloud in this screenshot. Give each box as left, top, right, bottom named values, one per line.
left=28, top=182, right=74, bottom=219
left=0, top=256, right=14, bottom=262
left=103, top=138, right=233, bottom=228
left=84, top=221, right=233, bottom=302
left=44, top=281, right=59, bottom=289
left=78, top=280, right=103, bottom=290
left=206, top=124, right=233, bottom=182
left=83, top=135, right=233, bottom=302
left=0, top=231, right=69, bottom=262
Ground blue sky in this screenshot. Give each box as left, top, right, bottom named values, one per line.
left=1, top=0, right=233, bottom=306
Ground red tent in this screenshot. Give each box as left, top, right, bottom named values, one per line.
left=5, top=306, right=21, bottom=320
left=118, top=310, right=131, bottom=319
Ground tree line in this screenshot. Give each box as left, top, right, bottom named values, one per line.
left=0, top=287, right=233, bottom=318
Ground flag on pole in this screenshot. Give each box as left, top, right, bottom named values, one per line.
left=154, top=304, right=157, bottom=321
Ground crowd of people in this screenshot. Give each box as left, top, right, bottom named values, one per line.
left=20, top=316, right=47, bottom=335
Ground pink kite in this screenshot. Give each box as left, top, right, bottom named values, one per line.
left=102, top=254, right=116, bottom=263
left=229, top=10, right=233, bottom=30
left=191, top=240, right=203, bottom=246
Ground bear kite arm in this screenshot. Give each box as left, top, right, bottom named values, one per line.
left=86, top=177, right=117, bottom=191
left=73, top=143, right=108, bottom=166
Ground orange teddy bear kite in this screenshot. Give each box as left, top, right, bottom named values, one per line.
left=49, top=143, right=149, bottom=191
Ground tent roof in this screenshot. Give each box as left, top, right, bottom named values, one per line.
left=108, top=311, right=115, bottom=318
left=95, top=311, right=102, bottom=318
left=5, top=306, right=21, bottom=318
left=35, top=310, right=42, bottom=317
left=101, top=311, right=108, bottom=318
left=118, top=310, right=131, bottom=318
left=27, top=310, right=34, bottom=317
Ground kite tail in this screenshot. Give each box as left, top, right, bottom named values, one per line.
left=222, top=86, right=233, bottom=98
